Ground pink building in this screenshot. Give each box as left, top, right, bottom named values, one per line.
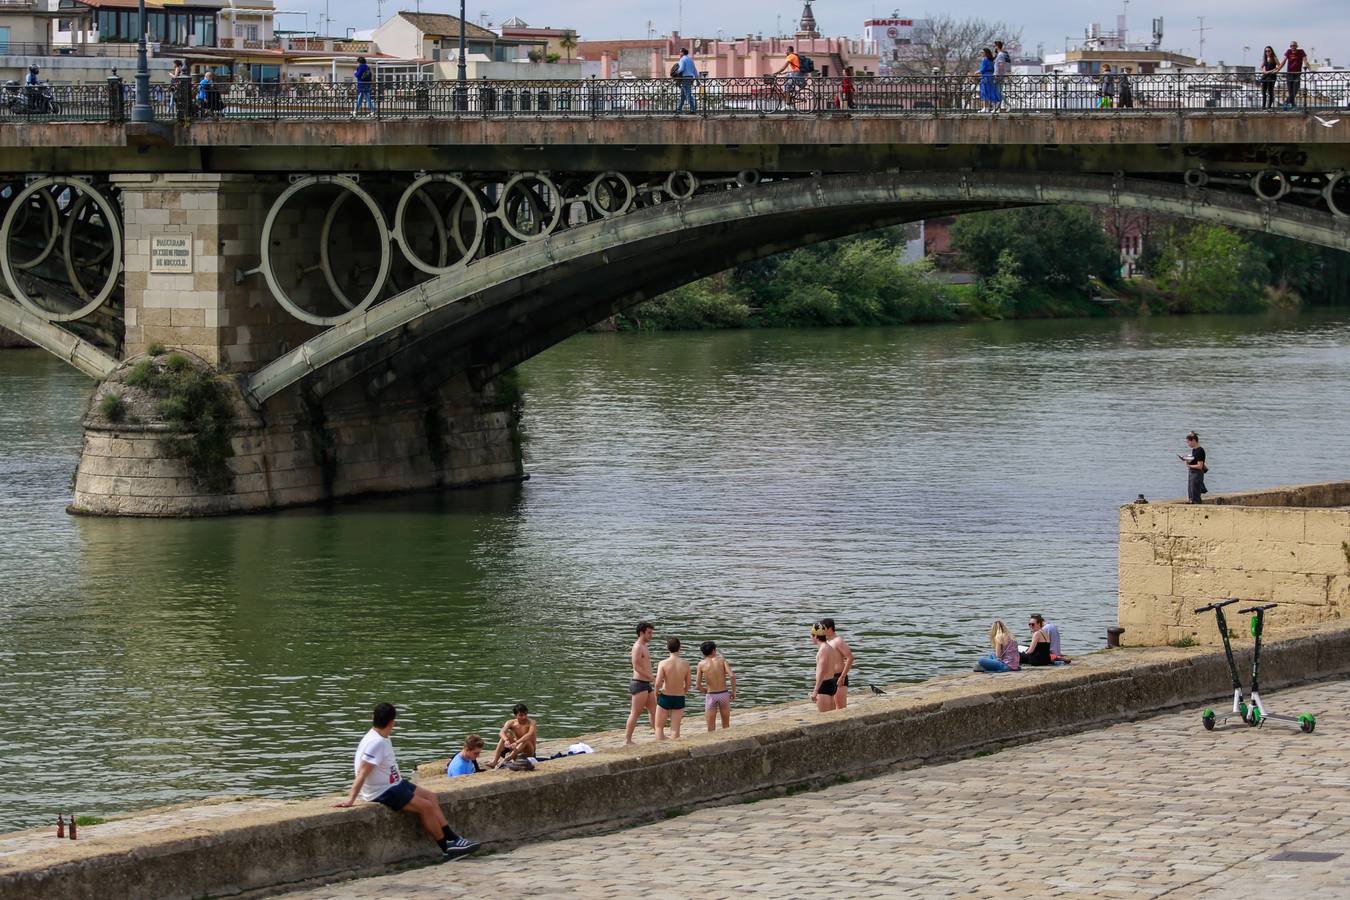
left=576, top=4, right=877, bottom=79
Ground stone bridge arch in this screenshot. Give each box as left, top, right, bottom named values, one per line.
left=246, top=170, right=1350, bottom=407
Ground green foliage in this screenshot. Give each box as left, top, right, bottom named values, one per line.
left=146, top=342, right=166, bottom=356
left=126, top=356, right=236, bottom=494
left=950, top=206, right=1122, bottom=290
left=621, top=280, right=752, bottom=332
left=1169, top=635, right=1199, bottom=648
left=99, top=392, right=126, bottom=423
left=73, top=815, right=107, bottom=826
left=125, top=359, right=156, bottom=388
left=1153, top=225, right=1270, bottom=313
left=975, top=249, right=1025, bottom=318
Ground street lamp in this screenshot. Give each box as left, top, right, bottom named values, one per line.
left=457, top=0, right=467, bottom=83
left=130, top=0, right=153, bottom=122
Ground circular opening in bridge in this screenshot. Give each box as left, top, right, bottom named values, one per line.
left=260, top=175, right=390, bottom=327
left=1323, top=172, right=1350, bottom=219
left=0, top=177, right=122, bottom=323
left=736, top=170, right=762, bottom=188
left=587, top=172, right=635, bottom=218
left=664, top=170, right=699, bottom=201
left=496, top=173, right=562, bottom=242
left=393, top=175, right=485, bottom=276
left=1251, top=169, right=1290, bottom=202
left=1182, top=168, right=1209, bottom=189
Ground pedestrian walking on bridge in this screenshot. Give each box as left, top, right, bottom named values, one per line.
left=674, top=48, right=698, bottom=113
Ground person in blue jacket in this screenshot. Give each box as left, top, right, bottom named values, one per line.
left=353, top=55, right=374, bottom=116
left=674, top=48, right=698, bottom=113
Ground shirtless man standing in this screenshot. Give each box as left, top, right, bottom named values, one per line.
left=810, top=623, right=844, bottom=712
left=654, top=637, right=692, bottom=740
left=696, top=640, right=737, bottom=731
left=820, top=618, right=855, bottom=709
left=486, top=703, right=537, bottom=769
left=624, top=621, right=657, bottom=745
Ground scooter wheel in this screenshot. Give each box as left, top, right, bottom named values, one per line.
left=1202, top=710, right=1216, bottom=731
left=1300, top=714, right=1316, bottom=734
left=47, top=101, right=60, bottom=115
left=1246, top=708, right=1262, bottom=727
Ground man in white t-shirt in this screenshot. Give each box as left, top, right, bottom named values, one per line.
left=334, top=703, right=480, bottom=860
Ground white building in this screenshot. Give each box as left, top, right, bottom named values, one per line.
left=862, top=16, right=931, bottom=74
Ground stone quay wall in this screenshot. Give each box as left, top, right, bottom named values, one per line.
left=71, top=354, right=522, bottom=516
left=2, top=622, right=1348, bottom=900
left=1119, top=482, right=1350, bottom=646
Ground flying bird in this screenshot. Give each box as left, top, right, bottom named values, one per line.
left=1314, top=115, right=1341, bottom=128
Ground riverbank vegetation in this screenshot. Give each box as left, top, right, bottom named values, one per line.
left=617, top=205, right=1350, bottom=332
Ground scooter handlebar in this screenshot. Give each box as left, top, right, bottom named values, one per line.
left=1238, top=603, right=1278, bottom=614
left=1194, top=598, right=1242, bottom=614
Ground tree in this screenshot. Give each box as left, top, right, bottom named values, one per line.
left=898, top=14, right=1022, bottom=78
left=949, top=206, right=1121, bottom=290
left=559, top=30, right=577, bottom=62
left=1152, top=225, right=1270, bottom=313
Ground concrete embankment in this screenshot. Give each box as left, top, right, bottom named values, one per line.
left=4, top=623, right=1348, bottom=900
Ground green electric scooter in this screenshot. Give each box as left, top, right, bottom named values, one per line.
left=1195, top=599, right=1250, bottom=730
left=1237, top=603, right=1316, bottom=732
left=1195, top=599, right=1316, bottom=733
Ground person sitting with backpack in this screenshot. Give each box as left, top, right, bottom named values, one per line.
left=773, top=46, right=812, bottom=103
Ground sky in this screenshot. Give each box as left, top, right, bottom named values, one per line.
left=321, top=1, right=1349, bottom=68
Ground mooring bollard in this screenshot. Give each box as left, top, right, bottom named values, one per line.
left=56, top=813, right=64, bottom=838
left=1107, top=626, right=1126, bottom=649
left=69, top=814, right=77, bottom=840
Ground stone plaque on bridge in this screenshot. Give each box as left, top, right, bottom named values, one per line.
left=150, top=235, right=193, bottom=274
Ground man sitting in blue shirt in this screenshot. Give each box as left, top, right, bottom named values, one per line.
left=674, top=48, right=698, bottom=113
left=446, top=734, right=484, bottom=777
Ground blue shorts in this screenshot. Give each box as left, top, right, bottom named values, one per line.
left=374, top=779, right=416, bottom=811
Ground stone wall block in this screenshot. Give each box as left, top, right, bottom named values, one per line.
left=1120, top=503, right=1167, bottom=536
left=1172, top=566, right=1274, bottom=603
left=1270, top=572, right=1331, bottom=607
left=1118, top=562, right=1174, bottom=598
left=1301, top=509, right=1350, bottom=545
left=1166, top=506, right=1236, bottom=540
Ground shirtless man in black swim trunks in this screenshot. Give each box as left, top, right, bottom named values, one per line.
left=820, top=618, right=855, bottom=709
left=810, top=623, right=844, bottom=712
left=624, top=621, right=657, bottom=745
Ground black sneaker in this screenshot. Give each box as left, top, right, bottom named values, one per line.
left=441, top=838, right=481, bottom=861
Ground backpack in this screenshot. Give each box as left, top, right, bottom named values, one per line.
left=670, top=63, right=681, bottom=78
left=798, top=55, right=815, bottom=74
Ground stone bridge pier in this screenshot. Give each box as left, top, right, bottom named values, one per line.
left=71, top=173, right=521, bottom=516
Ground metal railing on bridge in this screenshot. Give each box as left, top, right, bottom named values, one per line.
left=2, top=72, right=1349, bottom=123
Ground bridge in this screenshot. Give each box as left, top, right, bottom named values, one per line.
left=3, top=74, right=1350, bottom=515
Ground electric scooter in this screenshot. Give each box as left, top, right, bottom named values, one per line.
left=1194, top=598, right=1249, bottom=730
left=1237, top=602, right=1317, bottom=733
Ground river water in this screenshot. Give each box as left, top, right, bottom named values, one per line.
left=3, top=312, right=1349, bottom=831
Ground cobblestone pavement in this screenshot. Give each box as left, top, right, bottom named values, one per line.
left=292, top=679, right=1349, bottom=899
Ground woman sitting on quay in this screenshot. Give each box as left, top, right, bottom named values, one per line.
left=1020, top=617, right=1054, bottom=667
left=976, top=621, right=1021, bottom=672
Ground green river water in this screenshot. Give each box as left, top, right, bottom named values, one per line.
left=2, top=311, right=1349, bottom=830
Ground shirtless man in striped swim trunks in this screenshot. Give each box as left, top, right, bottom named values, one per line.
left=696, top=640, right=737, bottom=731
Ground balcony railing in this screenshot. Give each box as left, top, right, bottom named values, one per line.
left=0, top=72, right=1347, bottom=123
left=0, top=41, right=148, bottom=58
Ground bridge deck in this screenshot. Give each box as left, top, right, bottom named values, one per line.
left=1, top=112, right=1345, bottom=175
